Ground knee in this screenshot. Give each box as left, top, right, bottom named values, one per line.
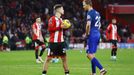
left=35, top=46, right=39, bottom=50
left=115, top=47, right=117, bottom=51
left=87, top=54, right=94, bottom=60
left=41, top=45, right=46, bottom=49
left=62, top=59, right=66, bottom=63
left=45, top=57, right=51, bottom=62
left=61, top=57, right=66, bottom=62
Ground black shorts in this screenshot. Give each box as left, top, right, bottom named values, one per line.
left=110, top=40, right=117, bottom=46
left=33, top=40, right=44, bottom=47
left=48, top=42, right=66, bottom=57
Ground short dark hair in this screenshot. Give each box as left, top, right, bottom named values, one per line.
left=85, top=0, right=92, bottom=6
left=53, top=4, right=63, bottom=10
left=34, top=16, right=40, bottom=22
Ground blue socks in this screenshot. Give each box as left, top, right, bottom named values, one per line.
left=91, top=57, right=103, bottom=72
left=91, top=61, right=96, bottom=73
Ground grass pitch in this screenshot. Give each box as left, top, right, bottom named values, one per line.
left=0, top=49, right=134, bottom=75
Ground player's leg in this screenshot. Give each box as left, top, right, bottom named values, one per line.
left=87, top=54, right=96, bottom=75
left=87, top=38, right=97, bottom=74
left=87, top=36, right=106, bottom=75
left=111, top=40, right=114, bottom=59
left=61, top=56, right=69, bottom=75
left=87, top=53, right=106, bottom=74
left=111, top=40, right=118, bottom=60
left=35, top=49, right=41, bottom=63
left=113, top=40, right=117, bottom=60
left=42, top=43, right=56, bottom=75
left=114, top=46, right=117, bottom=56
left=34, top=40, right=41, bottom=63
left=39, top=43, right=46, bottom=57
left=42, top=56, right=52, bottom=75
left=37, top=41, right=46, bottom=62
left=110, top=40, right=117, bottom=60
left=59, top=42, right=69, bottom=75
left=87, top=52, right=107, bottom=75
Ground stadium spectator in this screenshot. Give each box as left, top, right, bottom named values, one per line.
left=10, top=33, right=19, bottom=50
left=0, top=0, right=133, bottom=50
left=2, top=34, right=10, bottom=51
left=25, top=35, right=32, bottom=50
left=0, top=33, right=3, bottom=51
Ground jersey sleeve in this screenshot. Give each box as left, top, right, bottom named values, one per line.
left=48, top=17, right=61, bottom=32
left=87, top=13, right=92, bottom=22
left=106, top=24, right=112, bottom=40
left=32, top=24, right=35, bottom=30
left=107, top=24, right=112, bottom=31
left=32, top=24, right=37, bottom=35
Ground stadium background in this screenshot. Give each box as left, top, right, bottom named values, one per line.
left=0, top=0, right=134, bottom=50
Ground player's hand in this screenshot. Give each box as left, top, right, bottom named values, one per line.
left=117, top=36, right=121, bottom=42
left=39, top=36, right=44, bottom=43
left=118, top=38, right=121, bottom=42
left=82, top=33, right=88, bottom=49
left=106, top=36, right=109, bottom=42
left=84, top=40, right=87, bottom=48
left=37, top=38, right=44, bottom=43
left=40, top=39, right=44, bottom=43
left=61, top=23, right=67, bottom=29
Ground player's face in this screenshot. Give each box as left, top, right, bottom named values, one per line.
left=56, top=7, right=64, bottom=15
left=83, top=1, right=90, bottom=11
left=112, top=19, right=117, bottom=24
left=83, top=1, right=87, bottom=10
left=36, top=18, right=41, bottom=24
left=59, top=7, right=64, bottom=15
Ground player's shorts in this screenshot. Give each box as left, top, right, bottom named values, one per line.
left=33, top=39, right=44, bottom=47
left=86, top=33, right=100, bottom=54
left=110, top=40, right=117, bottom=47
left=47, top=42, right=66, bottom=57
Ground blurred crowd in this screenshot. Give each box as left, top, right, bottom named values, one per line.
left=0, top=0, right=133, bottom=50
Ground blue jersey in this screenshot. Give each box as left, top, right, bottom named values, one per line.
left=87, top=9, right=101, bottom=35
left=86, top=9, right=101, bottom=54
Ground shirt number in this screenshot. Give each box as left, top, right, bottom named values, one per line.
left=95, top=16, right=101, bottom=29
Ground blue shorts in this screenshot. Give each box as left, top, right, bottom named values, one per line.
left=86, top=33, right=100, bottom=54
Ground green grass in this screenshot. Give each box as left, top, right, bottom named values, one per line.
left=0, top=49, right=134, bottom=75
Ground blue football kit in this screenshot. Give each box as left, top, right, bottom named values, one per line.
left=86, top=9, right=101, bottom=54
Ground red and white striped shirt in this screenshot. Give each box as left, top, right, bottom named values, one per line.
left=48, top=16, right=64, bottom=43
left=32, top=22, right=42, bottom=40
left=106, top=24, right=118, bottom=40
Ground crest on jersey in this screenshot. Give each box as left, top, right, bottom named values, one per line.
left=87, top=15, right=91, bottom=20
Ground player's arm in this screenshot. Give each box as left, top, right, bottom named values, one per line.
left=61, top=22, right=68, bottom=29
left=84, top=14, right=91, bottom=48
left=48, top=18, right=62, bottom=32
left=86, top=21, right=91, bottom=36
left=117, top=29, right=121, bottom=42
left=39, top=32, right=44, bottom=43
left=86, top=14, right=91, bottom=36
left=117, top=35, right=121, bottom=42
left=84, top=18, right=91, bottom=48
left=32, top=25, right=38, bottom=37
left=106, top=24, right=111, bottom=41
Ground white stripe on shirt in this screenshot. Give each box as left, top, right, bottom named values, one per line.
left=54, top=17, right=60, bottom=42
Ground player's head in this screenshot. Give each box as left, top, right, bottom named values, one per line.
left=83, top=0, right=93, bottom=11
left=36, top=17, right=41, bottom=24
left=112, top=18, right=117, bottom=24
left=54, top=4, right=64, bottom=15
